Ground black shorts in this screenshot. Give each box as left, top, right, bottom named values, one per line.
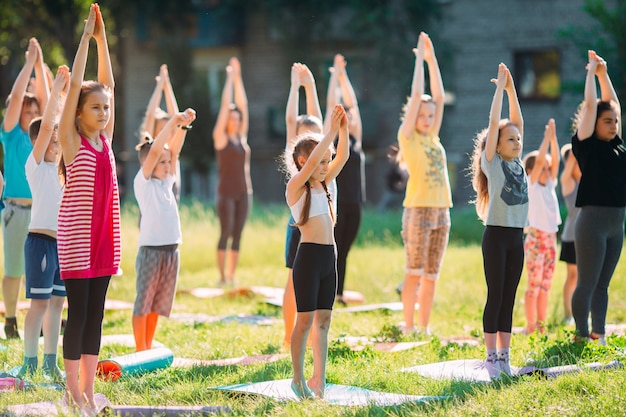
left=292, top=243, right=337, bottom=312
left=559, top=241, right=576, bottom=264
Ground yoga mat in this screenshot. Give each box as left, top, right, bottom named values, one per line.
left=336, top=302, right=410, bottom=313
left=7, top=393, right=230, bottom=416
left=266, top=289, right=366, bottom=307
left=169, top=313, right=278, bottom=326
left=7, top=392, right=111, bottom=416
left=402, top=359, right=623, bottom=382
left=214, top=378, right=449, bottom=406
left=337, top=336, right=429, bottom=352
left=97, top=347, right=174, bottom=381
left=172, top=353, right=289, bottom=368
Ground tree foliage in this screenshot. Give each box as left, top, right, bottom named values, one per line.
left=560, top=0, right=626, bottom=101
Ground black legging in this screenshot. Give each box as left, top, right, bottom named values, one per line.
left=216, top=192, right=250, bottom=251
left=482, top=226, right=524, bottom=333
left=63, top=276, right=111, bottom=360
left=335, top=203, right=361, bottom=296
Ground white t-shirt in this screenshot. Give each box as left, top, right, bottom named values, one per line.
left=527, top=177, right=562, bottom=233
left=25, top=153, right=62, bottom=231
left=134, top=170, right=181, bottom=247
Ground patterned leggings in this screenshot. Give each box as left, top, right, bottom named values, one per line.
left=524, top=228, right=556, bottom=295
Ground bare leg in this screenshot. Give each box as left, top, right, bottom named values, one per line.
left=217, top=249, right=227, bottom=285
left=282, top=270, right=296, bottom=349
left=524, top=289, right=538, bottom=333
left=496, top=331, right=511, bottom=349
left=79, top=354, right=100, bottom=409
left=23, top=299, right=48, bottom=358
left=226, top=250, right=239, bottom=284
left=2, top=275, right=22, bottom=318
left=401, top=273, right=420, bottom=330
left=290, top=311, right=314, bottom=398
left=537, top=288, right=549, bottom=333
left=308, top=310, right=332, bottom=399
left=416, top=278, right=436, bottom=330
left=64, top=358, right=83, bottom=407
left=563, top=263, right=577, bottom=320
left=43, top=295, right=64, bottom=354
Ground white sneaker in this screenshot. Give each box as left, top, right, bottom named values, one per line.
left=484, top=359, right=501, bottom=380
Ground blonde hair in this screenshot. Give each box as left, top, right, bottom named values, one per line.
left=470, top=119, right=518, bottom=221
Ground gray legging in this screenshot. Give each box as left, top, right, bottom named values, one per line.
left=572, top=206, right=625, bottom=337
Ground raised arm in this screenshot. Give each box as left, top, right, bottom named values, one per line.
left=399, top=33, right=426, bottom=139
left=324, top=56, right=340, bottom=132
left=141, top=68, right=166, bottom=137
left=32, top=66, right=69, bottom=164
left=3, top=38, right=38, bottom=132
left=336, top=55, right=363, bottom=142
left=594, top=51, right=621, bottom=138
left=576, top=51, right=599, bottom=141
left=167, top=108, right=196, bottom=162
left=548, top=119, right=560, bottom=180
left=142, top=110, right=194, bottom=179
left=423, top=34, right=444, bottom=137
left=286, top=63, right=302, bottom=145
left=287, top=105, right=344, bottom=200
left=162, top=65, right=179, bottom=116
left=504, top=64, right=523, bottom=141
left=485, top=64, right=508, bottom=162
left=530, top=119, right=553, bottom=184
left=33, top=39, right=49, bottom=114
left=326, top=105, right=350, bottom=183
left=59, top=5, right=95, bottom=164
left=230, top=57, right=249, bottom=140
left=560, top=148, right=578, bottom=197
left=300, top=64, right=322, bottom=123
left=93, top=3, right=115, bottom=140
left=212, top=62, right=234, bottom=150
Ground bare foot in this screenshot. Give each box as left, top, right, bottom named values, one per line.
left=307, top=377, right=326, bottom=399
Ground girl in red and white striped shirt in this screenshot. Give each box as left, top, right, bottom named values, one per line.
left=58, top=4, right=120, bottom=412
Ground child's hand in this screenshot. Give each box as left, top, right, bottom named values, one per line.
left=176, top=108, right=196, bottom=128
left=339, top=105, right=348, bottom=129
left=329, top=104, right=345, bottom=132
left=25, top=38, right=38, bottom=66
left=33, top=38, right=44, bottom=65
left=93, top=3, right=106, bottom=42
left=159, top=64, right=169, bottom=81
left=291, top=63, right=301, bottom=87
left=491, top=63, right=508, bottom=90
left=332, top=54, right=346, bottom=77
left=229, top=57, right=241, bottom=75
left=52, top=65, right=70, bottom=94
left=413, top=32, right=426, bottom=59
left=299, top=64, right=315, bottom=87
left=422, top=32, right=435, bottom=62
left=82, top=4, right=96, bottom=39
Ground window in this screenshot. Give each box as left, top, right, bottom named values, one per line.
left=514, top=49, right=561, bottom=101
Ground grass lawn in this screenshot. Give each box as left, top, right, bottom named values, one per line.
left=1, top=202, right=626, bottom=416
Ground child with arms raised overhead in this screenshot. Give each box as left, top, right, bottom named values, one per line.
left=282, top=62, right=324, bottom=349
left=571, top=51, right=623, bottom=345
left=133, top=108, right=195, bottom=352
left=470, top=63, right=527, bottom=379
left=558, top=143, right=581, bottom=325
left=18, top=65, right=69, bottom=381
left=522, top=118, right=561, bottom=334
left=397, top=32, right=452, bottom=334
left=286, top=104, right=348, bottom=399
left=58, top=4, right=120, bottom=412
left=1, top=37, right=49, bottom=339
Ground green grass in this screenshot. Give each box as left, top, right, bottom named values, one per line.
left=1, top=201, right=626, bottom=416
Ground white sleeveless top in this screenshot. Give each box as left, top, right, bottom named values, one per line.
left=288, top=181, right=337, bottom=223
